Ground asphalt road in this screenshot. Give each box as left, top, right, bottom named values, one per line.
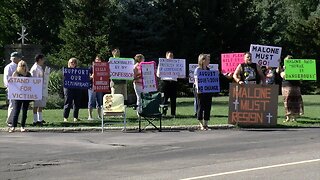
left=0, top=128, right=319, bottom=180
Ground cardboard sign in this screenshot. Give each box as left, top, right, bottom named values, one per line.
left=196, top=70, right=220, bottom=93
left=250, top=44, right=282, bottom=67
left=228, top=84, right=278, bottom=127
left=63, top=68, right=90, bottom=89
left=284, top=59, right=317, bottom=80
left=7, top=77, right=43, bottom=100
left=141, top=61, right=157, bottom=93
left=189, top=64, right=219, bottom=83
left=109, top=57, right=134, bottom=80
left=221, top=53, right=244, bottom=74
left=157, top=58, right=186, bottom=78
left=93, top=62, right=110, bottom=92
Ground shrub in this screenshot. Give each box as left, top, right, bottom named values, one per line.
left=46, top=93, right=64, bottom=109
left=48, top=69, right=63, bottom=97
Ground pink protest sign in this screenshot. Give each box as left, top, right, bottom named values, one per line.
left=221, top=53, right=244, bottom=74
left=141, top=61, right=158, bottom=93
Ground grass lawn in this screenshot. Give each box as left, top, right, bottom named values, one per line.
left=0, top=95, right=319, bottom=128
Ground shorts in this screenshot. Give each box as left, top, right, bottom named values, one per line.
left=33, top=97, right=48, bottom=107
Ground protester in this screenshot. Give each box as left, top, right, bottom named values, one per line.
left=3, top=52, right=22, bottom=127
left=30, top=54, right=48, bottom=126
left=9, top=60, right=31, bottom=133
left=233, top=52, right=265, bottom=84
left=110, top=48, right=128, bottom=104
left=265, top=66, right=276, bottom=84
left=278, top=55, right=304, bottom=122
left=159, top=51, right=177, bottom=117
left=194, top=54, right=212, bottom=130
left=87, top=55, right=104, bottom=120
left=133, top=54, right=145, bottom=113
left=63, top=58, right=82, bottom=122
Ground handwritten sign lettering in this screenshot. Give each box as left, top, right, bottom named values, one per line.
left=228, top=84, right=278, bottom=126
left=93, top=62, right=110, bottom=92
left=221, top=53, right=244, bottom=74
left=8, top=77, right=43, bottom=100
left=63, top=68, right=90, bottom=89
left=141, top=61, right=157, bottom=93
left=250, top=44, right=282, bottom=67
left=158, top=58, right=186, bottom=78
left=284, top=59, right=317, bottom=80
left=189, top=64, right=218, bottom=83
left=109, top=58, right=134, bottom=80
left=196, top=70, right=220, bottom=93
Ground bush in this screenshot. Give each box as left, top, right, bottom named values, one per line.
left=48, top=69, right=63, bottom=96
left=46, top=93, right=64, bottom=109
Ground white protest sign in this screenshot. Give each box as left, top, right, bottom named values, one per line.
left=157, top=58, right=186, bottom=78
left=7, top=77, right=43, bottom=100
left=141, top=62, right=157, bottom=93
left=250, top=44, right=282, bottom=67
left=109, top=58, right=134, bottom=80
left=189, top=64, right=219, bottom=83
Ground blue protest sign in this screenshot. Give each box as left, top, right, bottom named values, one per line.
left=63, top=68, right=90, bottom=89
left=196, top=70, right=220, bottom=93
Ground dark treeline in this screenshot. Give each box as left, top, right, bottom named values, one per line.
left=1, top=0, right=319, bottom=93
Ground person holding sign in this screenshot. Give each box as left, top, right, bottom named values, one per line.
left=110, top=48, right=128, bottom=104
left=30, top=54, right=48, bottom=126
left=3, top=52, right=22, bottom=127
left=194, top=54, right=212, bottom=131
left=159, top=51, right=177, bottom=117
left=278, top=55, right=304, bottom=122
left=9, top=61, right=31, bottom=133
left=63, top=58, right=82, bottom=122
left=233, top=52, right=265, bottom=85
left=87, top=55, right=104, bottom=120
left=133, top=54, right=145, bottom=113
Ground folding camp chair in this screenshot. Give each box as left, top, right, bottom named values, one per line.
left=138, top=92, right=162, bottom=132
left=102, top=94, right=126, bottom=132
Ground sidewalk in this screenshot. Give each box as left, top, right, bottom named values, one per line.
left=0, top=124, right=235, bottom=132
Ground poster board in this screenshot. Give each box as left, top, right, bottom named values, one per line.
left=157, top=58, right=186, bottom=78
left=196, top=70, right=220, bottom=93
left=93, top=62, right=110, bottom=92
left=189, top=64, right=218, bottom=83
left=228, top=84, right=279, bottom=127
left=7, top=77, right=43, bottom=100
left=109, top=57, right=134, bottom=80
left=284, top=59, right=317, bottom=80
left=141, top=61, right=158, bottom=93
left=250, top=44, right=282, bottom=67
left=221, top=53, right=244, bottom=74
left=63, top=68, right=90, bottom=89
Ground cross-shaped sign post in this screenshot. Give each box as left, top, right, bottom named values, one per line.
left=17, top=25, right=28, bottom=45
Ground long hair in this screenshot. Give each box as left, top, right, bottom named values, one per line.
left=198, top=54, right=210, bottom=69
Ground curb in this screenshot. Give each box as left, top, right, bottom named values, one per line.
left=0, top=124, right=235, bottom=133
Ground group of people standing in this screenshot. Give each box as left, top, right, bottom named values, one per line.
left=3, top=52, right=48, bottom=132
left=3, top=49, right=304, bottom=132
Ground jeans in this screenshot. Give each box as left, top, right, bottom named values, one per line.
left=63, top=88, right=82, bottom=119
left=12, top=100, right=30, bottom=128
left=88, top=89, right=103, bottom=109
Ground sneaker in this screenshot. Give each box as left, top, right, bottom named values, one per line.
left=20, top=127, right=26, bottom=132
left=63, top=118, right=68, bottom=122
left=8, top=127, right=15, bottom=133
left=87, top=117, right=94, bottom=121
left=73, top=118, right=80, bottom=122
left=42, top=120, right=46, bottom=123
left=97, top=116, right=102, bottom=120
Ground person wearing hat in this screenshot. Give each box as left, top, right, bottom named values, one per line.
left=3, top=52, right=22, bottom=126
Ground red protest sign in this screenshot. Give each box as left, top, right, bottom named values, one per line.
left=93, top=62, right=110, bottom=92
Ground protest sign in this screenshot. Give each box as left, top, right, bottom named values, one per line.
left=221, top=53, right=244, bottom=74
left=109, top=58, right=134, bottom=80
left=196, top=70, right=220, bottom=93
left=93, top=62, right=110, bottom=92
left=63, top=68, right=90, bottom=89
left=7, top=77, right=43, bottom=100
left=228, top=84, right=278, bottom=127
left=250, top=44, right=282, bottom=67
left=158, top=58, right=186, bottom=78
left=141, top=61, right=157, bottom=93
left=189, top=64, right=218, bottom=83
left=284, top=59, right=317, bottom=80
